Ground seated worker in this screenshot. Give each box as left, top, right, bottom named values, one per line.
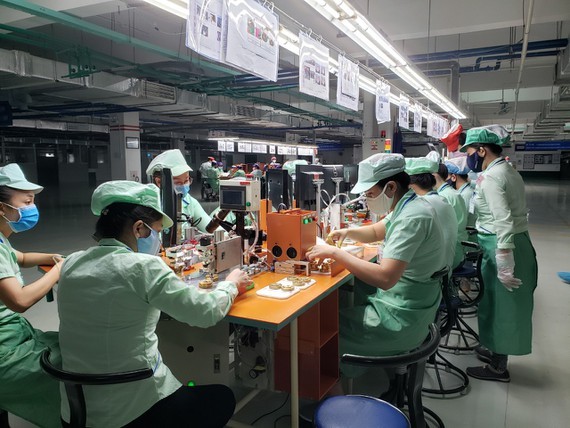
left=445, top=157, right=477, bottom=230
left=146, top=149, right=212, bottom=233
left=0, top=164, right=63, bottom=428
left=405, top=157, right=458, bottom=270
left=230, top=165, right=246, bottom=178
left=307, top=154, right=447, bottom=370
left=251, top=163, right=263, bottom=179
left=433, top=163, right=469, bottom=269
left=57, top=181, right=252, bottom=427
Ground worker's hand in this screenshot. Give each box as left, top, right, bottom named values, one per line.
left=495, top=250, right=522, bottom=292
left=306, top=245, right=338, bottom=261
left=327, top=229, right=350, bottom=247
left=226, top=268, right=253, bottom=295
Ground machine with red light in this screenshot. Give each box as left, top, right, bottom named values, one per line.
left=266, top=209, right=317, bottom=264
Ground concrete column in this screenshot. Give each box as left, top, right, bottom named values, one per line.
left=361, top=92, right=397, bottom=161
left=110, top=112, right=141, bottom=181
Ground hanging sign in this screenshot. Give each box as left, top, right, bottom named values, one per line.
left=225, top=0, right=279, bottom=81
left=399, top=94, right=410, bottom=130
left=186, top=0, right=225, bottom=62
left=298, top=147, right=313, bottom=156
left=299, top=33, right=330, bottom=100
left=336, top=55, right=359, bottom=111
left=426, top=113, right=435, bottom=138
left=277, top=146, right=288, bottom=155
left=375, top=81, right=391, bottom=124
left=225, top=141, right=235, bottom=152
left=413, top=104, right=422, bottom=133
left=269, top=145, right=276, bottom=154
left=251, top=143, right=267, bottom=153
left=217, top=140, right=226, bottom=151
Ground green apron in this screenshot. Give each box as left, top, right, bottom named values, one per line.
left=477, top=232, right=538, bottom=355
left=0, top=315, right=61, bottom=427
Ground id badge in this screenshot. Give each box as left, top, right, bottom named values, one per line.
left=469, top=193, right=476, bottom=215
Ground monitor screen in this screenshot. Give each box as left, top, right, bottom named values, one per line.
left=220, top=187, right=246, bottom=210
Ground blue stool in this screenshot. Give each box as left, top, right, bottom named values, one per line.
left=314, top=395, right=410, bottom=428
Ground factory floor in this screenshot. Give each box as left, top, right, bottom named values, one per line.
left=8, top=178, right=570, bottom=428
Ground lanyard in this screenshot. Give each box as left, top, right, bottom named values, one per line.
left=485, top=158, right=506, bottom=173
left=438, top=182, right=451, bottom=193
left=459, top=183, right=470, bottom=194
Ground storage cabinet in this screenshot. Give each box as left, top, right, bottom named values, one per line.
left=274, top=291, right=339, bottom=400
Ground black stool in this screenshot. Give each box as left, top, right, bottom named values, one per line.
left=439, top=241, right=484, bottom=353
left=0, top=409, right=8, bottom=428
left=341, top=323, right=443, bottom=428
left=40, top=350, right=153, bottom=428
left=422, top=269, right=469, bottom=397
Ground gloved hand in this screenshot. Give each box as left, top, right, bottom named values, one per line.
left=495, top=250, right=522, bottom=292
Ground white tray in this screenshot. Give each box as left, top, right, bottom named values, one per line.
left=256, top=285, right=301, bottom=299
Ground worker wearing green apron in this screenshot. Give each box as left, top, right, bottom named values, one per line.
left=461, top=125, right=538, bottom=382
left=307, top=154, right=447, bottom=377
left=0, top=164, right=62, bottom=427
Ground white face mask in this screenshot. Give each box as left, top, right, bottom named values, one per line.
left=366, top=185, right=393, bottom=215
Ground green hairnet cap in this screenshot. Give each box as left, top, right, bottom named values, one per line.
left=351, top=153, right=406, bottom=194
left=460, top=125, right=510, bottom=152
left=405, top=157, right=439, bottom=175
left=145, top=149, right=192, bottom=177
left=0, top=163, right=43, bottom=193
left=91, top=181, right=173, bottom=229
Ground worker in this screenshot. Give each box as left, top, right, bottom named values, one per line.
left=313, top=157, right=323, bottom=165
left=269, top=156, right=278, bottom=166
left=433, top=163, right=469, bottom=269
left=230, top=165, right=246, bottom=178
left=0, top=164, right=63, bottom=428
left=405, top=157, right=457, bottom=270
left=251, top=163, right=263, bottom=179
left=307, top=154, right=447, bottom=374
left=445, top=157, right=477, bottom=230
left=199, top=156, right=216, bottom=179
left=461, top=125, right=538, bottom=382
left=57, top=181, right=252, bottom=427
left=206, top=160, right=221, bottom=194
left=146, top=149, right=212, bottom=233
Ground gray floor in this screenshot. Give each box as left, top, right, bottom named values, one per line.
left=8, top=178, right=570, bottom=427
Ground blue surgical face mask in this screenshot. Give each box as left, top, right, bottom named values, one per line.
left=467, top=152, right=484, bottom=173
left=2, top=203, right=39, bottom=233
left=174, top=184, right=190, bottom=198
left=137, top=223, right=161, bottom=255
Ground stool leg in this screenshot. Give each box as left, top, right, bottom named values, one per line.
left=0, top=409, right=10, bottom=428
left=406, top=362, right=426, bottom=428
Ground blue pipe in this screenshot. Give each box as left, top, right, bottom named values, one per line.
left=408, top=38, right=567, bottom=63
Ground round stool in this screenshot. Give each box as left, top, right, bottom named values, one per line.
left=314, top=395, right=410, bottom=428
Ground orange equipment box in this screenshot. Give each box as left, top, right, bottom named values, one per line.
left=266, top=209, right=317, bottom=264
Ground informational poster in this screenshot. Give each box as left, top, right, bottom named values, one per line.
left=251, top=143, right=267, bottom=153
left=277, top=146, right=288, bottom=155
left=375, top=81, right=391, bottom=124
left=399, top=94, right=410, bottom=130
left=225, top=0, right=279, bottom=81
left=225, top=141, right=235, bottom=152
left=269, top=145, right=276, bottom=154
left=299, top=33, right=330, bottom=101
left=298, top=147, right=313, bottom=156
left=413, top=104, right=422, bottom=133
left=336, top=55, right=359, bottom=110
left=186, top=0, right=225, bottom=62
left=426, top=113, right=435, bottom=137
left=218, top=140, right=226, bottom=151
left=238, top=142, right=252, bottom=153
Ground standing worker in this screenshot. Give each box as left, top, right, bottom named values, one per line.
left=0, top=164, right=63, bottom=428
left=306, top=154, right=447, bottom=371
left=461, top=125, right=538, bottom=382
left=199, top=156, right=215, bottom=180
left=206, top=160, right=221, bottom=195
left=146, top=149, right=212, bottom=233
left=57, top=181, right=252, bottom=427
left=433, top=163, right=469, bottom=269
left=445, top=157, right=477, bottom=230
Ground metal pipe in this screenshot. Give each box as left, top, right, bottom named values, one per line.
left=512, top=0, right=535, bottom=137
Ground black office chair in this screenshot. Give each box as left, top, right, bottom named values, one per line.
left=439, top=241, right=484, bottom=353
left=422, top=268, right=469, bottom=397
left=341, top=323, right=443, bottom=428
left=40, top=350, right=153, bottom=428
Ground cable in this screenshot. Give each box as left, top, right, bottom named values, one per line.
left=250, top=393, right=290, bottom=425
left=320, top=188, right=332, bottom=207
left=273, top=414, right=291, bottom=428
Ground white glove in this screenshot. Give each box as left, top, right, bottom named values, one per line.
left=495, top=250, right=522, bottom=292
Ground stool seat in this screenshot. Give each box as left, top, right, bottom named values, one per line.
left=315, top=395, right=410, bottom=428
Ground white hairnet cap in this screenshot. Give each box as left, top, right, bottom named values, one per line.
left=445, top=156, right=470, bottom=175
left=0, top=164, right=43, bottom=193
left=351, top=153, right=406, bottom=194
left=146, top=149, right=192, bottom=177
left=425, top=150, right=441, bottom=163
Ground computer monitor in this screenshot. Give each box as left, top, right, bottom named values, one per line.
left=295, top=164, right=324, bottom=211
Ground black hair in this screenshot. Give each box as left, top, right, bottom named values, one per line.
left=94, top=202, right=162, bottom=241
left=376, top=171, right=411, bottom=193
left=459, top=132, right=466, bottom=146
left=481, top=143, right=503, bottom=155
left=457, top=174, right=469, bottom=181
left=437, top=163, right=449, bottom=180
left=410, top=173, right=436, bottom=190
left=0, top=186, right=18, bottom=204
